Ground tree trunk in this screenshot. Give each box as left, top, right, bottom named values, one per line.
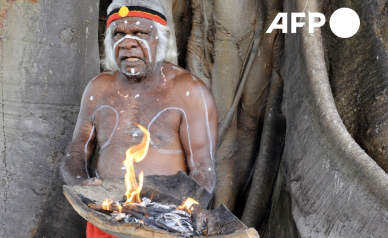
left=0, top=0, right=100, bottom=237
left=277, top=0, right=388, bottom=236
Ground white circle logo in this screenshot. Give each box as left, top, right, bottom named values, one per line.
left=329, top=8, right=360, bottom=38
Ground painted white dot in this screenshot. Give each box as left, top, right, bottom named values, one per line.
left=186, top=91, right=190, bottom=96
left=329, top=8, right=360, bottom=38
left=90, top=96, right=93, bottom=101
left=120, top=111, right=125, bottom=113
left=124, top=20, right=128, bottom=24
left=131, top=68, right=135, bottom=74
left=136, top=21, right=140, bottom=25
left=133, top=133, right=138, bottom=137
left=76, top=175, right=81, bottom=179
left=208, top=168, right=212, bottom=171
left=155, top=36, right=159, bottom=40
left=377, top=56, right=379, bottom=60
left=113, top=22, right=116, bottom=26
left=67, top=153, right=70, bottom=157
left=121, top=167, right=126, bottom=170
left=135, top=94, right=140, bottom=98
left=150, top=25, right=153, bottom=28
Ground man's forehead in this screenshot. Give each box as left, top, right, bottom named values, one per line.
left=113, top=17, right=155, bottom=27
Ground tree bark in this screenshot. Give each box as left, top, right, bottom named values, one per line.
left=278, top=0, right=388, bottom=236
left=0, top=0, right=100, bottom=237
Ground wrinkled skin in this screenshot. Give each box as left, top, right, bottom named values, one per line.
left=60, top=17, right=218, bottom=193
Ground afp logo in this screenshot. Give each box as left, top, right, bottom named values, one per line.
left=266, top=8, right=360, bottom=38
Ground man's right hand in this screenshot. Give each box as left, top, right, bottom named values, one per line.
left=81, top=177, right=102, bottom=186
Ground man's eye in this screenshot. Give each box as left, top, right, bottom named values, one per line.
left=114, top=31, right=125, bottom=37
left=135, top=31, right=147, bottom=36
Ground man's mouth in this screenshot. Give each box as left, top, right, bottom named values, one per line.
left=126, top=57, right=140, bottom=62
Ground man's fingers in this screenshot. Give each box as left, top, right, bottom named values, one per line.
left=81, top=178, right=102, bottom=186
left=91, top=178, right=102, bottom=186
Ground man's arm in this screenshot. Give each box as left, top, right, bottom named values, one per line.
left=180, top=75, right=218, bottom=193
left=60, top=80, right=98, bottom=186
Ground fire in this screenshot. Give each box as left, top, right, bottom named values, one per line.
left=102, top=199, right=111, bottom=210
left=123, top=123, right=150, bottom=205
left=178, top=198, right=199, bottom=213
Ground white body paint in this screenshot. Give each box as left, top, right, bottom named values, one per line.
left=147, top=107, right=194, bottom=167
left=186, top=91, right=190, bottom=96
left=90, top=96, right=94, bottom=101
left=118, top=91, right=129, bottom=99
left=192, top=76, right=214, bottom=164
left=135, top=94, right=140, bottom=99
left=136, top=21, right=140, bottom=25
left=93, top=105, right=120, bottom=151
left=161, top=67, right=167, bottom=81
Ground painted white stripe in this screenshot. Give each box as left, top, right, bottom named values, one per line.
left=147, top=107, right=193, bottom=167
left=93, top=105, right=120, bottom=150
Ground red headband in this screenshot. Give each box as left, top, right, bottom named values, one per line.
left=107, top=6, right=167, bottom=28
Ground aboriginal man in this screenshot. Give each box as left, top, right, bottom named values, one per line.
left=60, top=0, right=218, bottom=237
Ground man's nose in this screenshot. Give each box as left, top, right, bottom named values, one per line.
left=119, top=37, right=139, bottom=49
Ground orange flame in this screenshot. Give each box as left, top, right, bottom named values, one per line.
left=123, top=123, right=150, bottom=205
left=102, top=199, right=111, bottom=211
left=178, top=198, right=199, bottom=213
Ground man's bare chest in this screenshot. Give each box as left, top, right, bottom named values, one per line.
left=91, top=92, right=183, bottom=149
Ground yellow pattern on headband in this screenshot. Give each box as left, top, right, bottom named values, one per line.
left=119, top=6, right=130, bottom=17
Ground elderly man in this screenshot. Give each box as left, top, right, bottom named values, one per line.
left=60, top=0, right=217, bottom=237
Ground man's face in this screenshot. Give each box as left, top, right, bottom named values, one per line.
left=111, top=17, right=159, bottom=80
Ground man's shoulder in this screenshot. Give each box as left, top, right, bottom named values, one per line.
left=84, top=71, right=115, bottom=91
left=90, top=71, right=115, bottom=85
left=163, top=63, right=214, bottom=109
left=164, top=63, right=205, bottom=89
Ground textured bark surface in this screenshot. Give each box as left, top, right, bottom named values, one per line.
left=278, top=0, right=388, bottom=237
left=0, top=0, right=100, bottom=237
left=322, top=0, right=388, bottom=172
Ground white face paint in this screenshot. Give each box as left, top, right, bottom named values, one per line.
left=124, top=20, right=128, bottom=24
left=90, top=96, right=94, bottom=101
left=136, top=21, right=140, bottom=25
left=155, top=36, right=159, bottom=40
left=113, top=35, right=153, bottom=63
left=135, top=94, right=140, bottom=98
left=131, top=68, right=135, bottom=74
left=133, top=133, right=138, bottom=137
left=186, top=91, right=190, bottom=96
